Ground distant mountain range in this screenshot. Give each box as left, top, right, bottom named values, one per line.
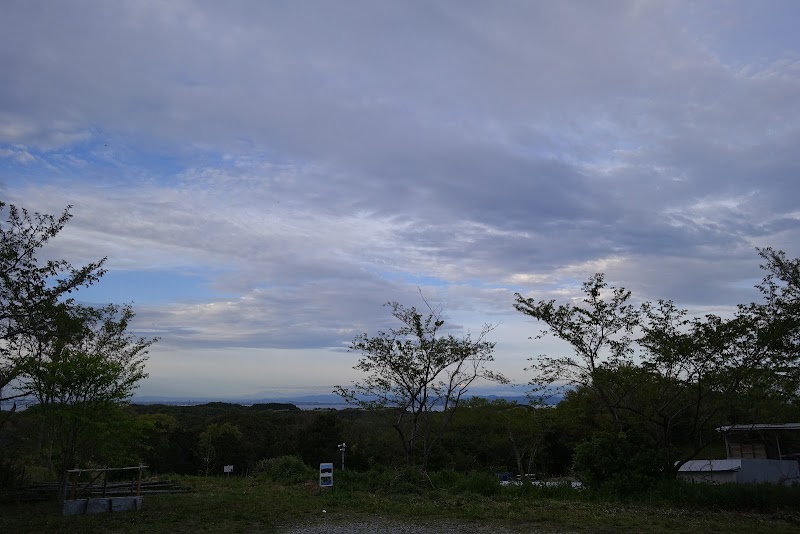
left=131, top=392, right=563, bottom=408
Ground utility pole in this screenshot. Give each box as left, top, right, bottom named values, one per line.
left=338, top=442, right=347, bottom=470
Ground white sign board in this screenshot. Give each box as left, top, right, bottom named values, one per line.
left=319, top=462, right=333, bottom=487
left=224, top=465, right=234, bottom=473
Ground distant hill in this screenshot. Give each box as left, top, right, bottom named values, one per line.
left=132, top=391, right=563, bottom=408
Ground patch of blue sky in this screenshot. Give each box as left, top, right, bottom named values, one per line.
left=1, top=127, right=226, bottom=186
left=71, top=269, right=235, bottom=306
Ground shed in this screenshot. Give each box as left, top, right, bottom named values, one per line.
left=678, top=458, right=799, bottom=485
left=717, top=423, right=800, bottom=461
left=678, top=423, right=800, bottom=485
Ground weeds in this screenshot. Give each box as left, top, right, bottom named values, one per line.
left=3, top=467, right=800, bottom=533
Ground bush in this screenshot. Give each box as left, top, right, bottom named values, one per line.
left=336, top=465, right=400, bottom=493
left=428, top=469, right=464, bottom=490
left=0, top=457, right=27, bottom=490
left=573, top=431, right=670, bottom=495
left=455, top=471, right=502, bottom=497
left=252, top=456, right=315, bottom=484
left=337, top=467, right=473, bottom=495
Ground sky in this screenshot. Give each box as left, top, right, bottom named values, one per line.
left=2, top=1, right=799, bottom=400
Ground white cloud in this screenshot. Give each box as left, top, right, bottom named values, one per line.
left=2, top=1, right=799, bottom=396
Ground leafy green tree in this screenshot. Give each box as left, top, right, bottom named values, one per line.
left=434, top=397, right=509, bottom=471
left=637, top=249, right=800, bottom=469
left=441, top=397, right=553, bottom=477
left=135, top=413, right=179, bottom=473
left=19, top=302, right=155, bottom=477
left=738, top=247, right=800, bottom=400
left=296, top=411, right=343, bottom=467
left=573, top=429, right=668, bottom=493
left=0, top=202, right=106, bottom=419
left=516, top=249, right=800, bottom=484
left=197, top=422, right=244, bottom=476
left=502, top=402, right=553, bottom=480
left=335, top=302, right=504, bottom=469
left=514, top=273, right=639, bottom=425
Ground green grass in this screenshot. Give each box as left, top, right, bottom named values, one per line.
left=2, top=474, right=799, bottom=533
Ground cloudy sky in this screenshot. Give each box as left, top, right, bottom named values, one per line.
left=2, top=1, right=799, bottom=399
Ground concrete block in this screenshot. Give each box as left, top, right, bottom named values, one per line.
left=86, top=497, right=111, bottom=514
left=111, top=496, right=143, bottom=512
left=62, top=499, right=88, bottom=516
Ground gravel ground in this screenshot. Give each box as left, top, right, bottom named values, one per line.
left=280, top=517, right=546, bottom=533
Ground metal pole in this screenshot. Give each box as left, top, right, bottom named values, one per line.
left=338, top=443, right=346, bottom=471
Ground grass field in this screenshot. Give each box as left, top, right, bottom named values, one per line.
left=2, top=474, right=800, bottom=533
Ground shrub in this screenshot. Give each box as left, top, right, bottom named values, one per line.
left=573, top=431, right=670, bottom=495
left=455, top=471, right=502, bottom=497
left=428, top=469, right=464, bottom=490
left=252, top=456, right=315, bottom=484
left=0, top=457, right=27, bottom=490
left=336, top=464, right=397, bottom=493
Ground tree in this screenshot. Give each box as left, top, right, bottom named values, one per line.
left=636, top=248, right=800, bottom=470
left=514, top=273, right=639, bottom=424
left=502, top=402, right=553, bottom=480
left=334, top=301, right=503, bottom=470
left=451, top=397, right=555, bottom=478
left=515, top=250, right=800, bottom=486
left=196, top=422, right=244, bottom=476
left=741, top=247, right=800, bottom=399
left=0, top=202, right=106, bottom=417
left=135, top=413, right=179, bottom=473
left=19, top=302, right=155, bottom=477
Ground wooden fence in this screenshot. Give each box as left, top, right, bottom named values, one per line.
left=64, top=465, right=148, bottom=501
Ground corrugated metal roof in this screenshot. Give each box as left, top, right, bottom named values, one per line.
left=679, top=459, right=742, bottom=472
left=716, top=423, right=800, bottom=432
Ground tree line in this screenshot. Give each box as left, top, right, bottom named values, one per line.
left=1, top=201, right=798, bottom=493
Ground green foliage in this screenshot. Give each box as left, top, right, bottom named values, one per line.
left=21, top=303, right=152, bottom=406
left=336, top=465, right=504, bottom=496
left=0, top=202, right=106, bottom=412
left=517, top=249, right=800, bottom=477
left=197, top=422, right=244, bottom=476
left=135, top=413, right=179, bottom=473
left=573, top=431, right=670, bottom=494
left=252, top=455, right=315, bottom=484
left=515, top=272, right=639, bottom=407
left=0, top=202, right=156, bottom=483
left=17, top=303, right=156, bottom=477
left=452, top=470, right=503, bottom=497
left=334, top=301, right=503, bottom=469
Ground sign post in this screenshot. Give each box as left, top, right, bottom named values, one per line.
left=319, top=462, right=333, bottom=488
left=223, top=465, right=233, bottom=477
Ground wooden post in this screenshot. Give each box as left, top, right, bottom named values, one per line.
left=102, top=466, right=109, bottom=497
left=70, top=469, right=79, bottom=500
left=136, top=465, right=143, bottom=496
